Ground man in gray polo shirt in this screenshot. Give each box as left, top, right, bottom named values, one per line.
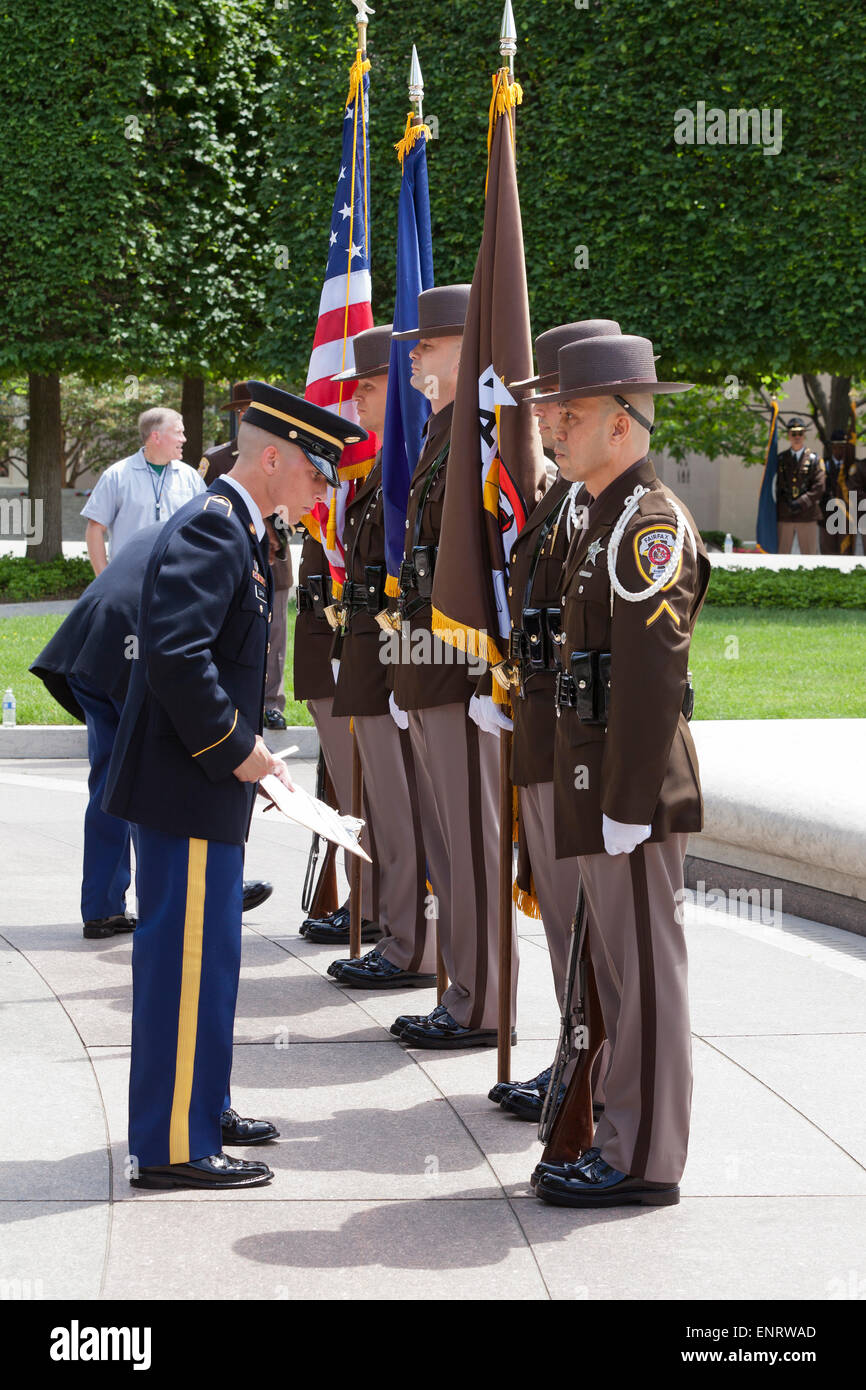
left=82, top=407, right=205, bottom=573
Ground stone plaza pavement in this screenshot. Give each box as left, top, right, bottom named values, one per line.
left=1, top=756, right=865, bottom=1303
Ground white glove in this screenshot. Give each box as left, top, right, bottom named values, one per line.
left=602, top=814, right=651, bottom=857
left=331, top=658, right=341, bottom=683
left=468, top=693, right=513, bottom=737
left=389, top=692, right=408, bottom=730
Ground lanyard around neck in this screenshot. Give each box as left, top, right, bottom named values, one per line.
left=144, top=455, right=169, bottom=519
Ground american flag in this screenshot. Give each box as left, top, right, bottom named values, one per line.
left=303, top=51, right=378, bottom=594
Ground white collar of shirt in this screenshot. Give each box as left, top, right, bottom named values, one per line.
left=221, top=475, right=265, bottom=540
left=134, top=448, right=181, bottom=470
left=792, top=447, right=805, bottom=460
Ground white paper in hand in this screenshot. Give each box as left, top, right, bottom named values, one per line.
left=258, top=773, right=372, bottom=861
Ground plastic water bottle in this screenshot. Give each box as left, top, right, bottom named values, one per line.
left=724, top=532, right=734, bottom=553
left=2, top=688, right=15, bottom=728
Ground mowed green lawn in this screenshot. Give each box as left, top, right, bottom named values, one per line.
left=0, top=612, right=313, bottom=727
left=1, top=606, right=864, bottom=724
left=689, top=607, right=866, bottom=719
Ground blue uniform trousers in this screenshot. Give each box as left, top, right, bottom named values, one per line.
left=128, top=826, right=243, bottom=1169
left=68, top=676, right=136, bottom=923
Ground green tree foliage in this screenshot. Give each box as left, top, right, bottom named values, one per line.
left=261, top=0, right=866, bottom=390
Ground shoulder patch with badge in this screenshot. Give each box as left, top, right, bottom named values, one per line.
left=634, top=524, right=681, bottom=589
left=203, top=494, right=233, bottom=516
left=198, top=457, right=209, bottom=477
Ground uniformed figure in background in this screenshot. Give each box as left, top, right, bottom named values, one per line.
left=30, top=529, right=276, bottom=939
left=820, top=430, right=851, bottom=556
left=325, top=326, right=437, bottom=990
left=489, top=320, right=621, bottom=1122
left=776, top=419, right=826, bottom=555
left=387, top=284, right=517, bottom=1050
left=104, top=382, right=360, bottom=1192
left=530, top=334, right=710, bottom=1209
left=200, top=382, right=293, bottom=728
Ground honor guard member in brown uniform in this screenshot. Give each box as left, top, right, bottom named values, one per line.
left=104, top=383, right=361, bottom=1190
left=324, top=326, right=437, bottom=989
left=295, top=506, right=377, bottom=945
left=386, top=284, right=516, bottom=1049
left=530, top=335, right=710, bottom=1208
left=488, top=320, right=622, bottom=1119
left=819, top=430, right=851, bottom=556
left=200, top=384, right=293, bottom=729
left=776, top=419, right=826, bottom=555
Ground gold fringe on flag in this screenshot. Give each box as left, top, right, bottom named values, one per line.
left=430, top=607, right=504, bottom=669
left=385, top=573, right=402, bottom=599
left=395, top=112, right=432, bottom=169
left=513, top=879, right=542, bottom=921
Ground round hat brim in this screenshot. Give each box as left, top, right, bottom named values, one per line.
left=330, top=364, right=390, bottom=383
left=534, top=380, right=694, bottom=404
left=391, top=323, right=465, bottom=342
left=509, top=370, right=559, bottom=392
left=298, top=445, right=339, bottom=489
left=220, top=398, right=251, bottom=413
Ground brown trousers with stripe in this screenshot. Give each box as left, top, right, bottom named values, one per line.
left=578, top=833, right=692, bottom=1184
left=353, top=713, right=436, bottom=973
left=408, top=703, right=518, bottom=1031
left=307, top=696, right=376, bottom=917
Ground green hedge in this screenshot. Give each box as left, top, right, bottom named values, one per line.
left=706, top=565, right=866, bottom=609
left=0, top=555, right=94, bottom=603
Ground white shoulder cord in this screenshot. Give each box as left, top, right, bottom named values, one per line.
left=565, top=480, right=584, bottom=541
left=607, top=484, right=693, bottom=614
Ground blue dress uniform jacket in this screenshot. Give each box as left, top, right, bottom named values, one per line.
left=29, top=525, right=162, bottom=719
left=104, top=478, right=273, bottom=846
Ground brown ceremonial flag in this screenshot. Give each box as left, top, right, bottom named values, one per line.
left=431, top=71, right=546, bottom=683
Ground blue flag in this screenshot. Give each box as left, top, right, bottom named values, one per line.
left=756, top=401, right=779, bottom=553
left=382, top=121, right=435, bottom=588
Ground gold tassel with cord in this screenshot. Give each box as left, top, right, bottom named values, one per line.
left=395, top=112, right=432, bottom=168
left=385, top=573, right=401, bottom=599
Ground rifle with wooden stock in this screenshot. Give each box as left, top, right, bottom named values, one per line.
left=538, top=881, right=606, bottom=1164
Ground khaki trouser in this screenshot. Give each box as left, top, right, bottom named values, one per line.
left=578, top=834, right=691, bottom=1184
left=307, top=696, right=375, bottom=917
left=353, top=713, right=436, bottom=974
left=408, top=704, right=517, bottom=1031
left=265, top=586, right=289, bottom=713
left=777, top=519, right=819, bottom=555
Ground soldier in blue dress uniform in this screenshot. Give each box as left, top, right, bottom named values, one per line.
left=103, top=381, right=365, bottom=1191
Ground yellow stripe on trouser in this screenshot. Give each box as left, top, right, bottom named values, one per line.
left=168, top=838, right=208, bottom=1164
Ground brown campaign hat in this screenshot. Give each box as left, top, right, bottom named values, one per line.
left=220, top=381, right=252, bottom=414
left=392, top=284, right=472, bottom=342
left=510, top=320, right=622, bottom=392
left=330, top=324, right=393, bottom=383
left=535, top=334, right=693, bottom=404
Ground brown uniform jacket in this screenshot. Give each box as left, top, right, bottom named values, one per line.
left=553, top=457, right=711, bottom=859
left=332, top=458, right=390, bottom=718
left=507, top=474, right=573, bottom=787
left=293, top=532, right=335, bottom=701
left=776, top=447, right=826, bottom=523
left=390, top=401, right=477, bottom=711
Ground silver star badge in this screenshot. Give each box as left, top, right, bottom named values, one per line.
left=587, top=539, right=605, bottom=566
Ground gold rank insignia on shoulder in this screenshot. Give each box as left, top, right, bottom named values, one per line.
left=203, top=495, right=233, bottom=516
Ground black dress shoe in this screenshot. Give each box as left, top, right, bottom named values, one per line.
left=220, top=1107, right=280, bottom=1145
left=82, top=913, right=136, bottom=939
left=390, top=1002, right=450, bottom=1038
left=534, top=1148, right=679, bottom=1208
left=264, top=708, right=287, bottom=730
left=130, top=1152, right=273, bottom=1190
left=242, top=880, right=273, bottom=913
left=331, top=949, right=437, bottom=991
left=500, top=1081, right=566, bottom=1122
left=489, top=1063, right=554, bottom=1106
left=400, top=1008, right=517, bottom=1051
left=302, top=907, right=381, bottom=945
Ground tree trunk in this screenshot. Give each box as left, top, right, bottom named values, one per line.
left=181, top=375, right=205, bottom=468
left=26, top=372, right=63, bottom=561
left=802, top=373, right=852, bottom=456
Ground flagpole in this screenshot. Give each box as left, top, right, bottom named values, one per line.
left=348, top=0, right=373, bottom=963
left=497, top=0, right=517, bottom=1085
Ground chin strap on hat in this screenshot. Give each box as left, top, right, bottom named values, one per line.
left=614, top=394, right=656, bottom=435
